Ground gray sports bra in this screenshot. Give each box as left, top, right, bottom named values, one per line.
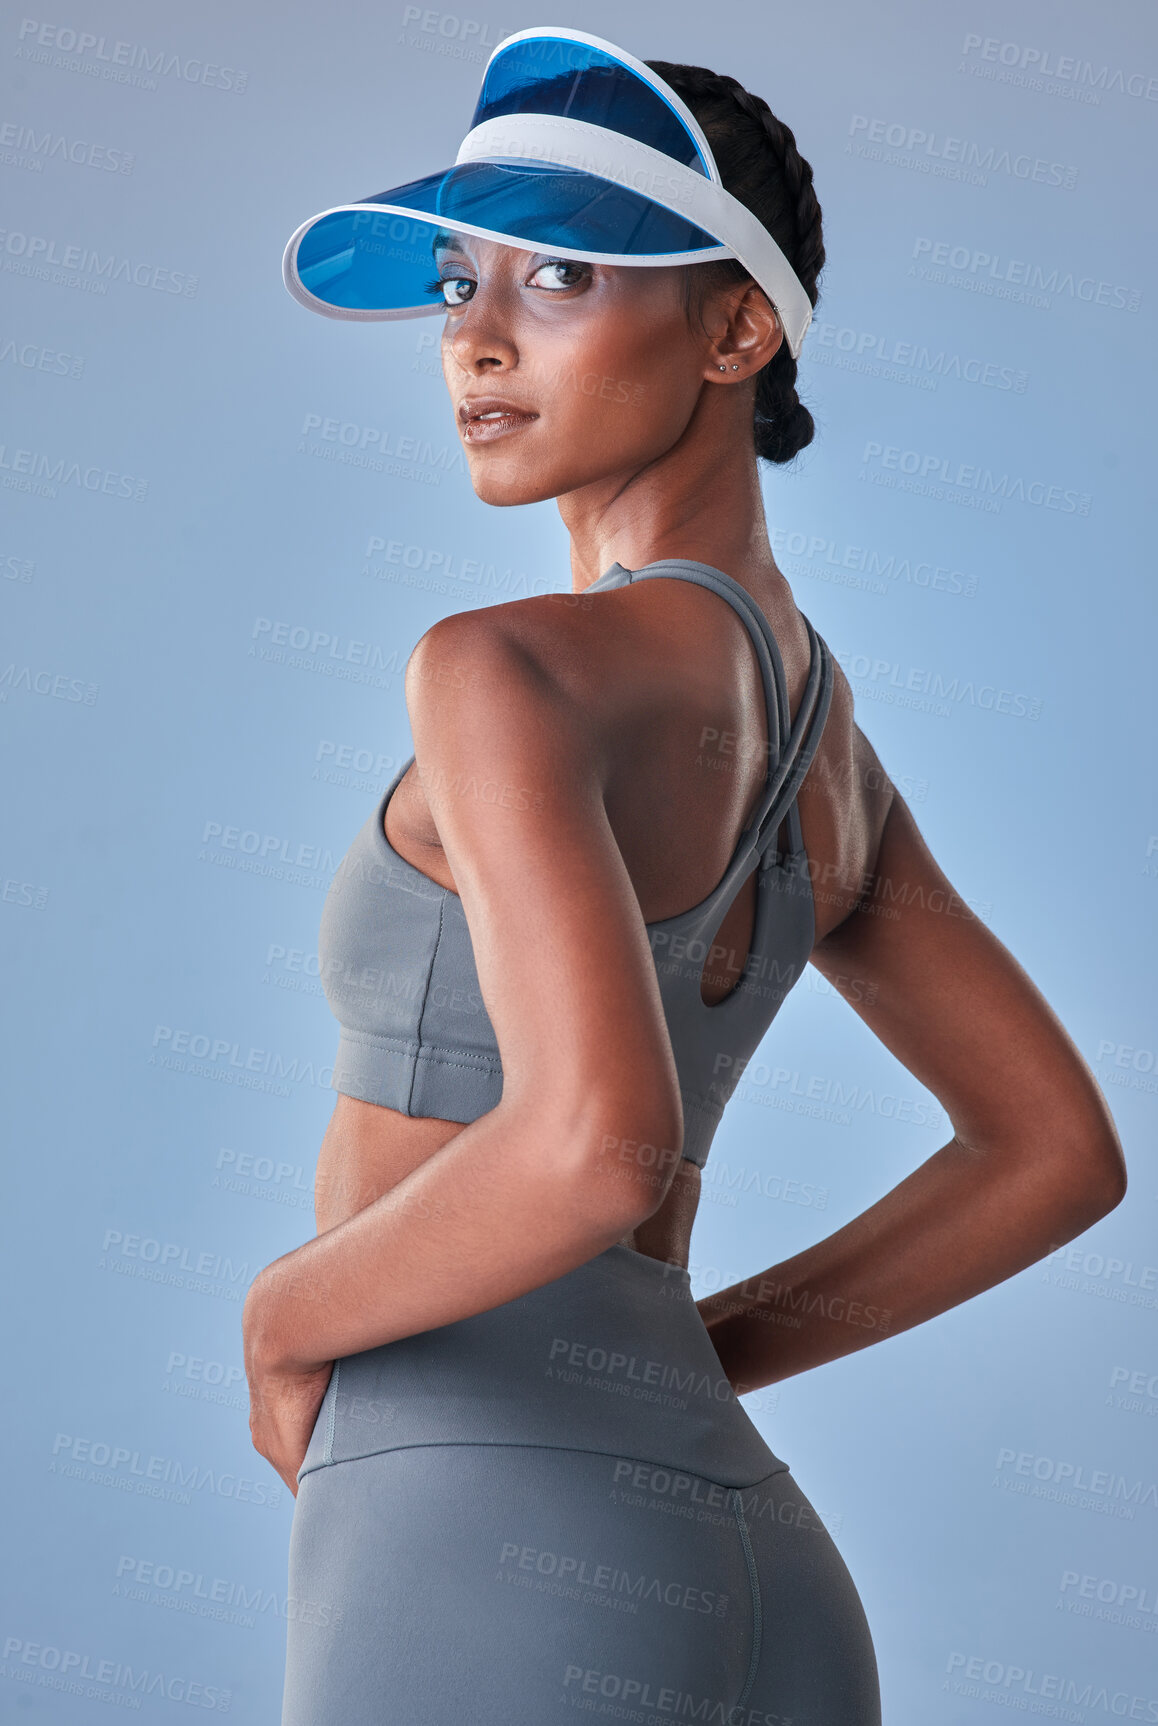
left=317, top=558, right=835, bottom=1168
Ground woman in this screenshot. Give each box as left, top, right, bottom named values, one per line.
left=245, top=29, right=1126, bottom=1725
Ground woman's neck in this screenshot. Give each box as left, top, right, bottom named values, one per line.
left=558, top=416, right=780, bottom=594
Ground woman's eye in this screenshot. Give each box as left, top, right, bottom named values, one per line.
left=422, top=274, right=475, bottom=306
left=529, top=259, right=587, bottom=291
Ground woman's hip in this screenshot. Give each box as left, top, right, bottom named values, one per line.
left=282, top=1245, right=880, bottom=1725
left=284, top=1447, right=880, bottom=1726
left=285, top=1442, right=775, bottom=1726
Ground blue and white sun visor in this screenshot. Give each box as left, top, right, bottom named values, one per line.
left=282, top=27, right=812, bottom=358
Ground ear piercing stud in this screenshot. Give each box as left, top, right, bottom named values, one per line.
left=717, top=363, right=742, bottom=371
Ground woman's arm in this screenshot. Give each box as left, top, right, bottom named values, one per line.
left=243, top=611, right=684, bottom=1378
left=698, top=787, right=1127, bottom=1391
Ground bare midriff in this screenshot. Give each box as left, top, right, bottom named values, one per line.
left=313, top=574, right=882, bottom=1271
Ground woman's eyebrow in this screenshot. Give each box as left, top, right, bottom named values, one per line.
left=431, top=229, right=469, bottom=261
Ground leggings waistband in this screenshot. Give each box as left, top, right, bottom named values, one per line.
left=298, top=1244, right=789, bottom=1489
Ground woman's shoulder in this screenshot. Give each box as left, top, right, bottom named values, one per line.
left=406, top=583, right=680, bottom=721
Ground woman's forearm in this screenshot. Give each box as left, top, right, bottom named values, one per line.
left=243, top=1093, right=677, bottom=1374
left=697, top=1132, right=1124, bottom=1392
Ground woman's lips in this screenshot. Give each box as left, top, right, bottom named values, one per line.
left=460, top=409, right=539, bottom=444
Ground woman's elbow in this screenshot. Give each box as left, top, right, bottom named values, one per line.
left=1056, top=1084, right=1129, bottom=1214
left=547, top=1085, right=686, bottom=1230
left=1085, top=1135, right=1128, bottom=1214
left=993, top=1065, right=1129, bottom=1219
left=1043, top=1118, right=1128, bottom=1227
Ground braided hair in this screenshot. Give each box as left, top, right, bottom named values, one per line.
left=645, top=60, right=825, bottom=465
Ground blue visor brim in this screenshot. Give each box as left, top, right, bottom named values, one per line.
left=288, top=159, right=727, bottom=316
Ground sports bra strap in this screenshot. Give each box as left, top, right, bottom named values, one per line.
left=754, top=615, right=835, bottom=862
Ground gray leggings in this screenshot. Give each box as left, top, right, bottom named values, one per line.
left=281, top=1245, right=880, bottom=1726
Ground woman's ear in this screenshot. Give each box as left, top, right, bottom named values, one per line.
left=705, top=281, right=784, bottom=382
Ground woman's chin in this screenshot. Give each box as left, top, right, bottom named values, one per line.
left=469, top=469, right=562, bottom=508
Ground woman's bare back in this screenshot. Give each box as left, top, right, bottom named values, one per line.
left=314, top=567, right=896, bottom=1263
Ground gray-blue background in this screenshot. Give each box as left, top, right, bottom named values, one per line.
left=3, top=0, right=1156, bottom=1718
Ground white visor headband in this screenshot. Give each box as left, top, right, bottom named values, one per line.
left=454, top=113, right=813, bottom=357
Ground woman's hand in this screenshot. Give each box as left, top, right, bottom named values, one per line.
left=243, top=1262, right=334, bottom=1497
left=247, top=1359, right=334, bottom=1497
left=695, top=1289, right=772, bottom=1396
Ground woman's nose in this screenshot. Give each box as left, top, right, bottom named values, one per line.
left=444, top=287, right=518, bottom=373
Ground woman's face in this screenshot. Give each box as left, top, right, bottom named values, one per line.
left=432, top=234, right=727, bottom=507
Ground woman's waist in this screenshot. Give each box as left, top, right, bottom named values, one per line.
left=297, top=1243, right=788, bottom=1489
left=314, top=1095, right=467, bottom=1231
